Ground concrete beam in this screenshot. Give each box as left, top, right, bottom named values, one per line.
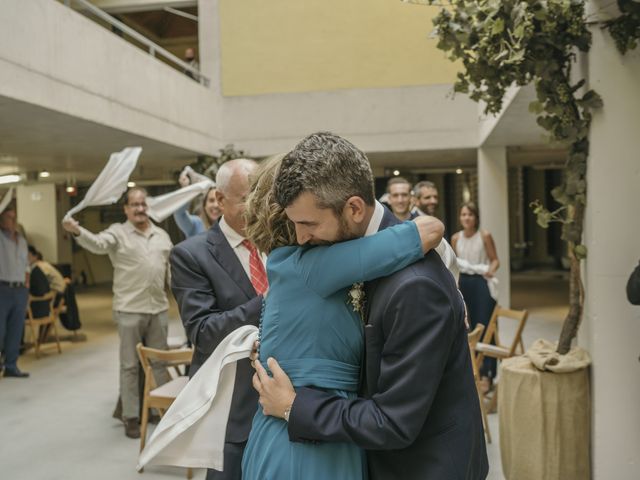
left=89, top=0, right=196, bottom=14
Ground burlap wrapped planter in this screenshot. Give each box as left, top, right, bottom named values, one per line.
left=498, top=339, right=591, bottom=480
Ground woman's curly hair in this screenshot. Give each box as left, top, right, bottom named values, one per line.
left=244, top=154, right=297, bottom=254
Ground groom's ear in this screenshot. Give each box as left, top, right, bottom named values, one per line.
left=343, top=196, right=366, bottom=224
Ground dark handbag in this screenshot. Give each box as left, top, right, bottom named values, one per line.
left=59, top=283, right=82, bottom=331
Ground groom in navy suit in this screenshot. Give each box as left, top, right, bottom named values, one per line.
left=253, top=132, right=488, bottom=480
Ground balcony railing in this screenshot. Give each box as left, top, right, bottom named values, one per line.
left=60, top=0, right=210, bottom=87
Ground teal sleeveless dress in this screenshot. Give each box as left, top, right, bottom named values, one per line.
left=241, top=221, right=424, bottom=480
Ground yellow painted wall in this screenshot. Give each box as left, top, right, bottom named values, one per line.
left=219, top=0, right=458, bottom=96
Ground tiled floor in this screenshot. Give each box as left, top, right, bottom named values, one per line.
left=0, top=273, right=567, bottom=479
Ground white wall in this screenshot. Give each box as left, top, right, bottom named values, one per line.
left=583, top=12, right=640, bottom=479
left=0, top=0, right=221, bottom=156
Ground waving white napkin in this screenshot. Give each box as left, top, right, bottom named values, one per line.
left=147, top=179, right=214, bottom=223
left=0, top=187, right=14, bottom=214
left=138, top=325, right=258, bottom=471
left=64, top=147, right=141, bottom=219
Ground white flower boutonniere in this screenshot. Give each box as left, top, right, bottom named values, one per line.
left=348, top=282, right=366, bottom=318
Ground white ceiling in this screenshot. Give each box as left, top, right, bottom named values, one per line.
left=0, top=89, right=568, bottom=187
left=0, top=95, right=200, bottom=184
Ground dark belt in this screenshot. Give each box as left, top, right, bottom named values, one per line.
left=0, top=280, right=26, bottom=288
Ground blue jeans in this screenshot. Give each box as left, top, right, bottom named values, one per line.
left=0, top=285, right=28, bottom=370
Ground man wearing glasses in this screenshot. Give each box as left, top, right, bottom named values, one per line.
left=63, top=187, right=173, bottom=439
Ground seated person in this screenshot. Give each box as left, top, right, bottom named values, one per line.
left=28, top=245, right=66, bottom=306
left=27, top=246, right=63, bottom=340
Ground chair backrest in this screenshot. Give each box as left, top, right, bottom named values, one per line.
left=481, top=305, right=529, bottom=356
left=467, top=324, right=485, bottom=378
left=27, top=291, right=56, bottom=321
left=136, top=343, right=193, bottom=390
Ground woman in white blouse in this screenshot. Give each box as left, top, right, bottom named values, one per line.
left=452, top=202, right=499, bottom=390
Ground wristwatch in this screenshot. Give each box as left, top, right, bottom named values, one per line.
left=283, top=405, right=292, bottom=422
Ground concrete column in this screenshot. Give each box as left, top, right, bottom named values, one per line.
left=477, top=146, right=510, bottom=308
left=198, top=0, right=221, bottom=96
left=583, top=12, right=640, bottom=479
left=16, top=183, right=67, bottom=263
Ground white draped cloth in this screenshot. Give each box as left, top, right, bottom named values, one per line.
left=147, top=179, right=214, bottom=223
left=138, top=325, right=258, bottom=472
left=64, top=147, right=141, bottom=219
left=0, top=187, right=14, bottom=214
left=180, top=166, right=212, bottom=185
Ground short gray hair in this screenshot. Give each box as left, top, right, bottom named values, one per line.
left=413, top=180, right=437, bottom=196
left=274, top=132, right=375, bottom=215
left=216, top=158, right=257, bottom=194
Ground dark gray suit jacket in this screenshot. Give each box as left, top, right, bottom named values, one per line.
left=288, top=210, right=488, bottom=479
left=170, top=224, right=262, bottom=443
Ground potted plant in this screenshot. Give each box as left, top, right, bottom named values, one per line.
left=404, top=1, right=639, bottom=478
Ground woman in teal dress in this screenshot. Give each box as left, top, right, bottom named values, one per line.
left=241, top=155, right=444, bottom=480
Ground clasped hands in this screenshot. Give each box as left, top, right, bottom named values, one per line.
left=250, top=341, right=296, bottom=420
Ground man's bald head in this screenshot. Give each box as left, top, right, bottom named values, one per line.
left=216, top=159, right=258, bottom=195
left=215, top=158, right=257, bottom=235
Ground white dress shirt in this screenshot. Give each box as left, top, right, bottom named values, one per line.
left=75, top=221, right=172, bottom=314
left=218, top=217, right=266, bottom=279
left=365, top=202, right=459, bottom=282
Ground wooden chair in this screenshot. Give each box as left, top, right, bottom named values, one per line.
left=25, top=291, right=62, bottom=358
left=468, top=324, right=491, bottom=443
left=136, top=343, right=193, bottom=479
left=475, top=306, right=529, bottom=413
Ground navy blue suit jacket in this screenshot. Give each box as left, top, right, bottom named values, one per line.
left=170, top=224, right=262, bottom=443
left=288, top=210, right=489, bottom=479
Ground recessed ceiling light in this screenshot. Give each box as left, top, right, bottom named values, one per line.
left=456, top=168, right=463, bottom=175
left=127, top=181, right=136, bottom=187
left=393, top=170, right=400, bottom=176
left=0, top=174, right=21, bottom=185
left=39, top=171, right=50, bottom=178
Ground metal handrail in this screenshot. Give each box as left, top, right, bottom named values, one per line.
left=61, top=0, right=210, bottom=87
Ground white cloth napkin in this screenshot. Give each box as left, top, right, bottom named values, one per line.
left=138, top=325, right=258, bottom=471
left=64, top=147, right=141, bottom=219
left=0, top=187, right=14, bottom=214
left=146, top=179, right=215, bottom=223
left=181, top=166, right=213, bottom=185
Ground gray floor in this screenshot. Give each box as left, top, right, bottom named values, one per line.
left=0, top=274, right=565, bottom=480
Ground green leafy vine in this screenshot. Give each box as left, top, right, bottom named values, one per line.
left=405, top=0, right=638, bottom=354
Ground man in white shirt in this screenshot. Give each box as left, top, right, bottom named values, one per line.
left=170, top=159, right=266, bottom=480
left=62, top=187, right=173, bottom=439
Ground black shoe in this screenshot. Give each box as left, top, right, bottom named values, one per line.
left=4, top=368, right=29, bottom=378
left=124, top=417, right=141, bottom=439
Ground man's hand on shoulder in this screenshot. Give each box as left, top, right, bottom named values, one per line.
left=253, top=357, right=296, bottom=420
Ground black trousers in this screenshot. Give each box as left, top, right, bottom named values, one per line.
left=205, top=441, right=247, bottom=480
left=459, top=273, right=497, bottom=378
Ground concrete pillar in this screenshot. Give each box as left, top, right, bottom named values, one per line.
left=477, top=146, right=511, bottom=308
left=198, top=0, right=221, bottom=96
left=583, top=12, right=640, bottom=479
left=16, top=183, right=71, bottom=264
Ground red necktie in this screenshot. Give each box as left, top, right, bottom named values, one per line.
left=242, top=240, right=268, bottom=295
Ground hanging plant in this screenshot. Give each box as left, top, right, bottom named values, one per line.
left=404, top=0, right=638, bottom=355
left=186, top=144, right=247, bottom=178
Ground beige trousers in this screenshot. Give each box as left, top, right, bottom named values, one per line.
left=113, top=310, right=170, bottom=420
